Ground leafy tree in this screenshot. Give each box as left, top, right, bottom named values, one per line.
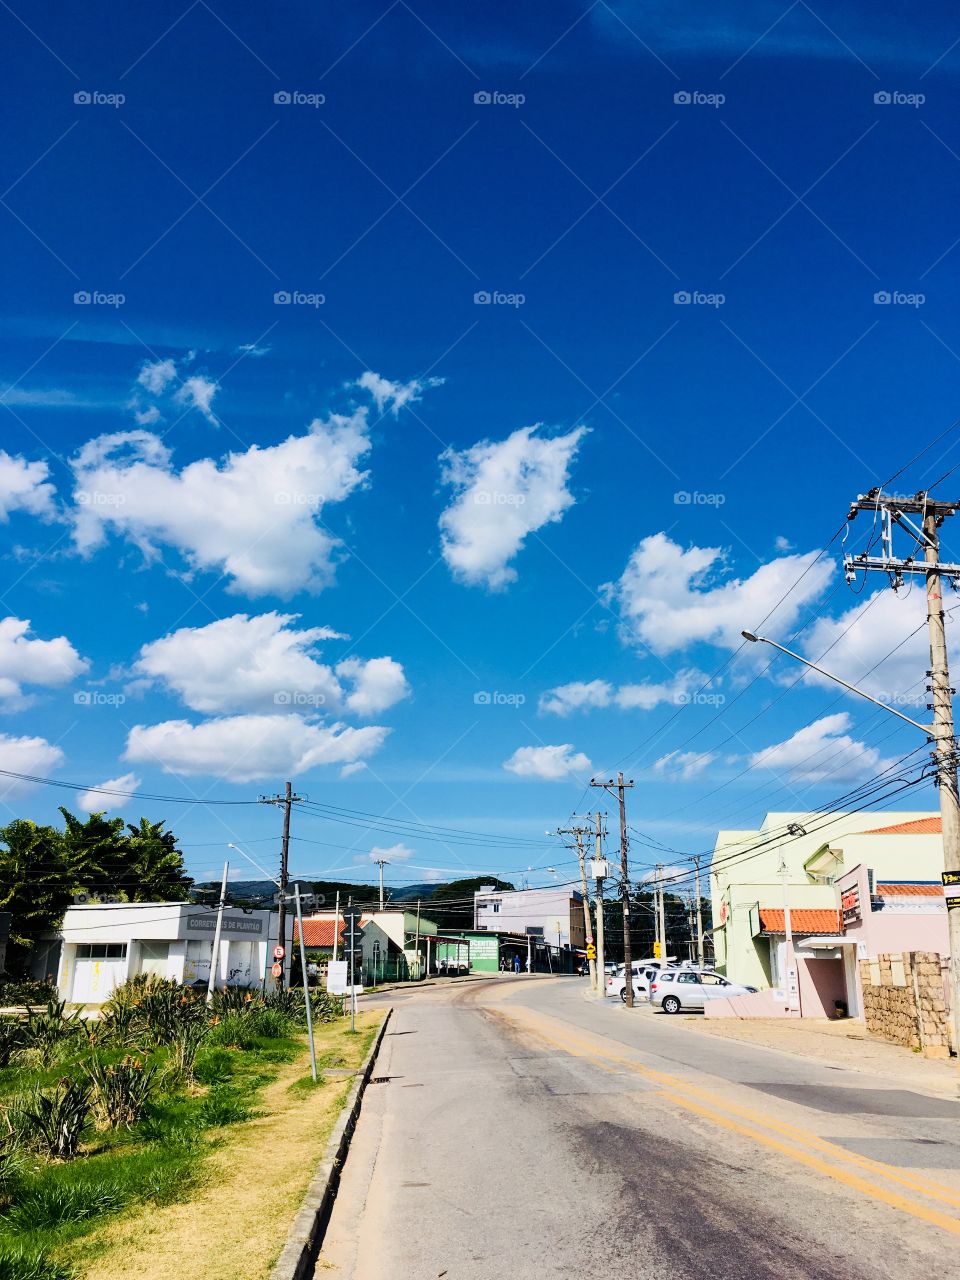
left=123, top=817, right=193, bottom=902
left=423, top=877, right=515, bottom=932
left=0, top=819, right=72, bottom=959
left=59, top=807, right=127, bottom=890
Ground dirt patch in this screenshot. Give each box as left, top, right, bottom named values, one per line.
left=64, top=1013, right=381, bottom=1280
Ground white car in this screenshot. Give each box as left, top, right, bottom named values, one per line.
left=606, top=961, right=676, bottom=1002
left=650, top=969, right=756, bottom=1013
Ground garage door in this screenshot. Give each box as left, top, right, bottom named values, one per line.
left=71, top=943, right=128, bottom=1004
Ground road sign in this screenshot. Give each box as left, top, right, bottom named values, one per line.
left=273, top=945, right=285, bottom=959
left=653, top=941, right=662, bottom=958
left=342, top=905, right=363, bottom=923
left=271, top=963, right=282, bottom=978
left=586, top=943, right=597, bottom=960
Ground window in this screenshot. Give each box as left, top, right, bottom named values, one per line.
left=677, top=972, right=701, bottom=984
left=76, top=943, right=127, bottom=960
left=491, top=903, right=500, bottom=913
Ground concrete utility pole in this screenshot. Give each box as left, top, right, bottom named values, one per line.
left=373, top=857, right=389, bottom=911
left=693, top=855, right=705, bottom=967
left=593, top=811, right=607, bottom=1000
left=205, top=859, right=229, bottom=1005
left=843, top=492, right=960, bottom=1056
left=592, top=773, right=635, bottom=1005
left=558, top=823, right=596, bottom=990
left=657, top=865, right=667, bottom=962
left=259, top=781, right=303, bottom=988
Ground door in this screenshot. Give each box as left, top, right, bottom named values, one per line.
left=137, top=941, right=170, bottom=980
left=71, top=943, right=128, bottom=1003
left=675, top=971, right=705, bottom=1009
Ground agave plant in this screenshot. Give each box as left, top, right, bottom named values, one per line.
left=169, top=1021, right=209, bottom=1082
left=23, top=1001, right=84, bottom=1066
left=86, top=1055, right=158, bottom=1129
left=0, top=1018, right=25, bottom=1068
left=22, top=1078, right=92, bottom=1159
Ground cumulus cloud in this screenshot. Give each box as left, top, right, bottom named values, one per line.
left=0, top=617, right=89, bottom=708
left=0, top=452, right=56, bottom=523
left=340, top=761, right=367, bottom=779
left=369, top=842, right=413, bottom=862
left=503, top=743, right=591, bottom=781
left=0, top=733, right=64, bottom=795
left=354, top=371, right=442, bottom=415
left=749, top=713, right=892, bottom=784
left=70, top=411, right=372, bottom=597
left=134, top=613, right=409, bottom=717
left=77, top=772, right=141, bottom=814
left=653, top=749, right=715, bottom=780
left=175, top=375, right=219, bottom=424
left=439, top=425, right=587, bottom=590
left=605, top=533, right=833, bottom=655
left=539, top=669, right=707, bottom=716
left=137, top=359, right=177, bottom=396
left=125, top=714, right=388, bottom=782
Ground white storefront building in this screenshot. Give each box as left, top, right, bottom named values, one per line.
left=31, top=902, right=288, bottom=1005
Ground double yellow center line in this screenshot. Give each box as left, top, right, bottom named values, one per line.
left=492, top=998, right=960, bottom=1235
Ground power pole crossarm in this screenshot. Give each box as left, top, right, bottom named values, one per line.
left=259, top=781, right=304, bottom=988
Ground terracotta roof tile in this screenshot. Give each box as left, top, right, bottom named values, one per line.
left=876, top=883, right=943, bottom=897
left=861, top=817, right=941, bottom=836
left=293, top=916, right=372, bottom=947
left=759, top=908, right=841, bottom=935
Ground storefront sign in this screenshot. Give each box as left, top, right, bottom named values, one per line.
left=841, top=882, right=861, bottom=925
left=943, top=871, right=960, bottom=909
left=186, top=915, right=263, bottom=936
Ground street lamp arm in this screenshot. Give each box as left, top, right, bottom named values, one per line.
left=740, top=631, right=931, bottom=735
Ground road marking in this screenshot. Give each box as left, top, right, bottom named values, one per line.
left=491, top=998, right=960, bottom=1228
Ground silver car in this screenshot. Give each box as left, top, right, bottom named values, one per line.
left=651, top=968, right=756, bottom=1013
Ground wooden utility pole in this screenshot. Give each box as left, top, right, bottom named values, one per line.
left=259, top=781, right=303, bottom=988
left=558, top=823, right=596, bottom=990
left=693, top=854, right=705, bottom=967
left=844, top=493, right=960, bottom=1055
left=591, top=773, right=635, bottom=1005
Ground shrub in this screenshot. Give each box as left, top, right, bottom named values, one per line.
left=3, top=1180, right=126, bottom=1229
left=0, top=1019, right=25, bottom=1068
left=85, top=1056, right=157, bottom=1129
left=21, top=1079, right=92, bottom=1160
left=192, top=1047, right=234, bottom=1085
left=0, top=980, right=57, bottom=1009
left=206, top=1015, right=258, bottom=1050
left=0, top=1245, right=74, bottom=1280
left=22, top=1003, right=84, bottom=1066
left=210, top=986, right=259, bottom=1016
left=197, top=1091, right=252, bottom=1128
left=309, top=990, right=345, bottom=1024
left=168, top=1021, right=209, bottom=1082
left=262, top=987, right=299, bottom=1017
left=104, top=976, right=207, bottom=1047
left=247, top=1008, right=292, bottom=1039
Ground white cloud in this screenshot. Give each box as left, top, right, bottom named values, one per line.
left=236, top=343, right=271, bottom=358
left=539, top=669, right=707, bottom=715
left=137, top=359, right=177, bottom=396
left=354, top=371, right=442, bottom=415
left=336, top=656, right=410, bottom=716
left=749, top=713, right=892, bottom=784
left=799, top=588, right=929, bottom=705
left=774, top=535, right=794, bottom=551
left=340, top=761, right=367, bottom=779
left=439, top=425, right=587, bottom=590
left=77, top=772, right=141, bottom=814
left=503, top=743, right=591, bottom=781
left=0, top=733, right=64, bottom=796
left=175, top=375, right=219, bottom=424
left=70, top=411, right=372, bottom=597
left=606, top=533, right=833, bottom=655
left=369, top=843, right=413, bottom=862
left=124, top=714, right=388, bottom=782
left=653, top=749, right=715, bottom=780
left=0, top=617, right=89, bottom=708
left=134, top=613, right=409, bottom=717
left=0, top=452, right=56, bottom=523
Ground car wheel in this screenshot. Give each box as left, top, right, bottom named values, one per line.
left=662, top=995, right=681, bottom=1014
left=619, top=988, right=627, bottom=1003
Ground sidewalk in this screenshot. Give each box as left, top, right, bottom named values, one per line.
left=678, top=1012, right=958, bottom=1097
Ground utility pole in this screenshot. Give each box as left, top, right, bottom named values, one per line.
left=293, top=883, right=318, bottom=1082
left=657, top=864, right=667, bottom=962
left=653, top=864, right=662, bottom=957
left=592, top=812, right=607, bottom=1000
left=591, top=773, right=635, bottom=1006
left=205, top=859, right=229, bottom=1005
left=259, top=781, right=304, bottom=988
left=845, top=492, right=960, bottom=1055
left=693, top=854, right=705, bottom=967
left=558, top=823, right=596, bottom=990
left=373, top=857, right=389, bottom=911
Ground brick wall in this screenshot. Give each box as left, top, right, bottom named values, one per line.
left=858, top=950, right=953, bottom=1060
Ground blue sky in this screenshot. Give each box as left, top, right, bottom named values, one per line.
left=1, top=1, right=958, bottom=894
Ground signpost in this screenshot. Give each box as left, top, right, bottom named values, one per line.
left=343, top=904, right=363, bottom=1033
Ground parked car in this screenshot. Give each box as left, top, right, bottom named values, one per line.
left=650, top=969, right=757, bottom=1013
left=608, top=966, right=662, bottom=1002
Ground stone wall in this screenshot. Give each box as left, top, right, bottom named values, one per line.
left=858, top=951, right=953, bottom=1060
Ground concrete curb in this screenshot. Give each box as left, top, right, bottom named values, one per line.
left=270, top=1007, right=393, bottom=1280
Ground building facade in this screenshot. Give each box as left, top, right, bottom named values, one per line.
left=473, top=886, right=585, bottom=951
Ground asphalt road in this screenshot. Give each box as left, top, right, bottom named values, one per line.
left=316, top=976, right=960, bottom=1280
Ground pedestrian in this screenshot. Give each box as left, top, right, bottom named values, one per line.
left=499, top=957, right=507, bottom=973
left=513, top=954, right=521, bottom=975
